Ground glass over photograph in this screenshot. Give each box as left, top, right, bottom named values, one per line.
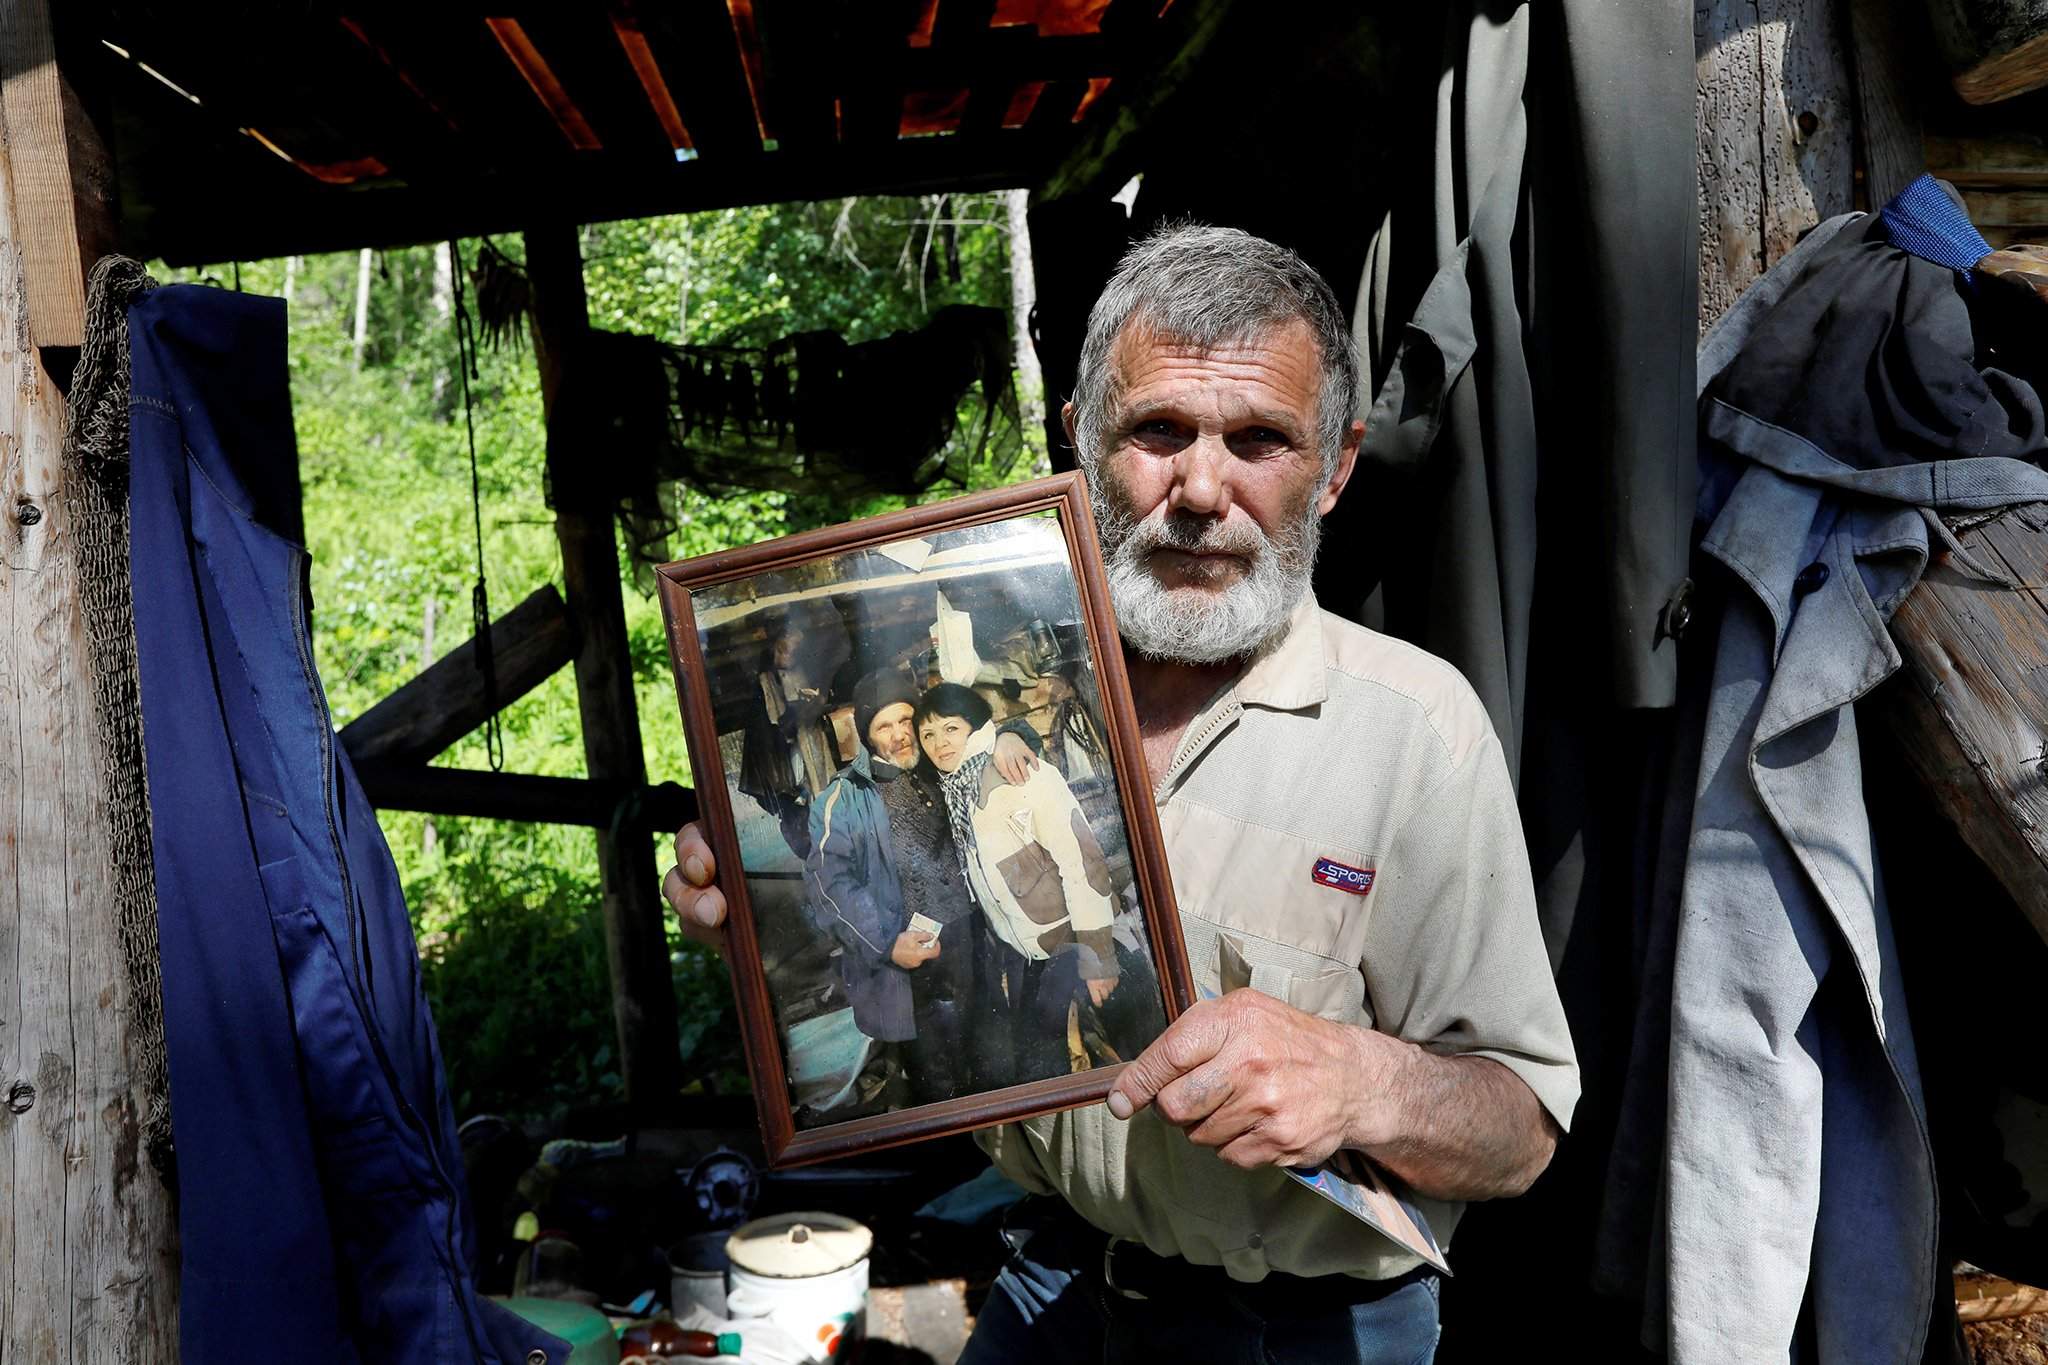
left=681, top=508, right=1172, bottom=1136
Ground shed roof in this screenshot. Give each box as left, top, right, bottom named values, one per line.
left=74, top=0, right=1204, bottom=266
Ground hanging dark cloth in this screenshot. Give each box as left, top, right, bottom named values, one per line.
left=127, top=284, right=562, bottom=1364
left=1343, top=6, right=1698, bottom=1362
left=1351, top=0, right=1698, bottom=778
left=545, top=304, right=1023, bottom=581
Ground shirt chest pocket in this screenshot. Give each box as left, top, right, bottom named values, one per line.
left=1159, top=801, right=1377, bottom=1026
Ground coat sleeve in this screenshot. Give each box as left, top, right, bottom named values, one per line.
left=805, top=782, right=895, bottom=968
left=1028, top=769, right=1120, bottom=981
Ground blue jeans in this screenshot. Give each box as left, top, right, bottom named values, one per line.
left=959, top=1202, right=1440, bottom=1365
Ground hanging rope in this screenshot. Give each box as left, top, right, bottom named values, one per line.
left=449, top=239, right=505, bottom=772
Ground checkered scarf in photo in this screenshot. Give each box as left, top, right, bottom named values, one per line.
left=938, top=734, right=995, bottom=892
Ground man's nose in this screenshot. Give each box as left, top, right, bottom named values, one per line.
left=1169, top=436, right=1230, bottom=517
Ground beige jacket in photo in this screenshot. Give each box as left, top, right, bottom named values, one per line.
left=953, top=723, right=1120, bottom=982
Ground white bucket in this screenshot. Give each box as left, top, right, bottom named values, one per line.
left=667, top=1231, right=730, bottom=1319
left=724, top=1212, right=872, bottom=1363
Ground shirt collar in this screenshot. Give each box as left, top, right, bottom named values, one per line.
left=1229, top=594, right=1327, bottom=712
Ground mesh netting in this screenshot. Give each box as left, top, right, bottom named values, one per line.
left=541, top=304, right=1025, bottom=584
left=65, top=254, right=174, bottom=1183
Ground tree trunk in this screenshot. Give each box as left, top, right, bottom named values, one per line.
left=352, top=246, right=372, bottom=368
left=1006, top=188, right=1048, bottom=475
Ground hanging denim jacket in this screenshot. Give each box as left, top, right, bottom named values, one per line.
left=1602, top=187, right=2048, bottom=1363
left=129, top=284, right=565, bottom=1363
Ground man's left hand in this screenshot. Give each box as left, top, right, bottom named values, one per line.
left=992, top=730, right=1040, bottom=785
left=1106, top=989, right=1388, bottom=1170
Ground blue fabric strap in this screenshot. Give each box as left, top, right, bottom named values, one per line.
left=1878, top=173, right=1992, bottom=277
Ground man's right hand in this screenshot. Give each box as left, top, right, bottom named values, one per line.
left=663, top=823, right=728, bottom=951
left=890, top=931, right=941, bottom=970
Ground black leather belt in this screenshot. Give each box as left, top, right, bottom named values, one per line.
left=1098, top=1235, right=1426, bottom=1312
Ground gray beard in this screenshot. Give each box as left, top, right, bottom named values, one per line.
left=1094, top=489, right=1322, bottom=666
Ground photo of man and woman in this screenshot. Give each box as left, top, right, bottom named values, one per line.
left=679, top=509, right=1171, bottom=1133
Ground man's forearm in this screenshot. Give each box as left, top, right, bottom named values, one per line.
left=1341, top=1027, right=1558, bottom=1202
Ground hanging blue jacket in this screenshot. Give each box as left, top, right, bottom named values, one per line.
left=129, top=284, right=566, bottom=1363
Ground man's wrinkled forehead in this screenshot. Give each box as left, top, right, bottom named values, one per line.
left=1107, top=310, right=1310, bottom=368
left=1104, top=317, right=1322, bottom=419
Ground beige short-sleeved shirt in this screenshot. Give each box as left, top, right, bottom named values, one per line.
left=977, top=595, right=1580, bottom=1281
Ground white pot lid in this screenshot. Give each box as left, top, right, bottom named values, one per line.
left=725, top=1212, right=873, bottom=1278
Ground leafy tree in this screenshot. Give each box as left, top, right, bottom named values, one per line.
left=154, top=193, right=1036, bottom=1119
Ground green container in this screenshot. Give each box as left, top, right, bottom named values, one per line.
left=492, top=1295, right=620, bottom=1365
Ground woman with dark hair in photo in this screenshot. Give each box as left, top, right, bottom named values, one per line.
left=915, top=682, right=1135, bottom=1083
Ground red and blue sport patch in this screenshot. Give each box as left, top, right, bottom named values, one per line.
left=1312, top=858, right=1375, bottom=896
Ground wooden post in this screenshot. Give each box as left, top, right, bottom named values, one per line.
left=1695, top=0, right=1857, bottom=333
left=1848, top=0, right=1929, bottom=210
left=0, top=1, right=180, bottom=1355
left=522, top=221, right=683, bottom=1109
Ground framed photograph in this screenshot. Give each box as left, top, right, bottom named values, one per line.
left=657, top=473, right=1194, bottom=1166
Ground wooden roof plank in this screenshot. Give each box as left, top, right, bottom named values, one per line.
left=511, top=9, right=672, bottom=159
left=348, top=14, right=576, bottom=173
left=139, top=127, right=1079, bottom=265
left=1026, top=76, right=1088, bottom=131
left=625, top=0, right=765, bottom=157
left=1040, top=0, right=1237, bottom=200
left=837, top=0, right=928, bottom=145
left=748, top=0, right=841, bottom=154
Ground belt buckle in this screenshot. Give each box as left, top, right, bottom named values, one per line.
left=1102, top=1238, right=1149, bottom=1302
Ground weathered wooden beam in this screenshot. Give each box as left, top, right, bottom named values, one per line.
left=1036, top=0, right=1236, bottom=202
left=0, top=0, right=179, bottom=1353
left=353, top=762, right=697, bottom=831
left=525, top=220, right=683, bottom=1109
left=133, top=114, right=1076, bottom=267
left=1925, top=0, right=2048, bottom=103
left=339, top=583, right=578, bottom=767
left=1880, top=504, right=2048, bottom=947
left=1696, top=0, right=1857, bottom=334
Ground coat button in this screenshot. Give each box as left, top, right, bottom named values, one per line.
left=1661, top=577, right=1695, bottom=642
left=1794, top=561, right=1830, bottom=595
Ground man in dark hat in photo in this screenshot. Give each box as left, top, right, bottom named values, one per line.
left=806, top=668, right=1039, bottom=1106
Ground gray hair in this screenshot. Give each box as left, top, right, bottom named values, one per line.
left=1070, top=223, right=1359, bottom=479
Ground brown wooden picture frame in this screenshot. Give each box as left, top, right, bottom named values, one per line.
left=656, top=473, right=1193, bottom=1167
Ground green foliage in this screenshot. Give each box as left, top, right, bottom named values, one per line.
left=152, top=194, right=1036, bottom=1121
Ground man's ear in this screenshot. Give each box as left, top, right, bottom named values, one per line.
left=1061, top=401, right=1079, bottom=455
left=1317, top=418, right=1364, bottom=517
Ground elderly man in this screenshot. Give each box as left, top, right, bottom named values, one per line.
left=664, top=225, right=1577, bottom=1364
